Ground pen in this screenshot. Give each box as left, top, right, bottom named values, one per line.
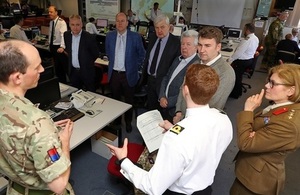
left=91, top=101, right=96, bottom=106
left=101, top=98, right=105, bottom=104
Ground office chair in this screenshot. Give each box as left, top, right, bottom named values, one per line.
left=133, top=84, right=148, bottom=117
left=107, top=142, right=145, bottom=192
left=242, top=46, right=263, bottom=93
left=276, top=50, right=296, bottom=64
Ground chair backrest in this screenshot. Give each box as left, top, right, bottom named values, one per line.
left=276, top=50, right=296, bottom=63
left=244, top=46, right=262, bottom=78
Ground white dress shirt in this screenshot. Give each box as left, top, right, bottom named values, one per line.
left=49, top=17, right=67, bottom=47
left=120, top=105, right=233, bottom=195
left=228, top=33, right=259, bottom=64
left=10, top=24, right=30, bottom=43
left=85, top=22, right=99, bottom=34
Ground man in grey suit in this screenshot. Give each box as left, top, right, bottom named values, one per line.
left=173, top=26, right=235, bottom=124
left=159, top=30, right=200, bottom=121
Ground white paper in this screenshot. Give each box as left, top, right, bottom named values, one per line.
left=136, top=110, right=164, bottom=153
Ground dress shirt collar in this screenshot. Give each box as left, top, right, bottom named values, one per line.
left=202, top=53, right=222, bottom=66
left=185, top=104, right=210, bottom=118
left=179, top=53, right=197, bottom=62
left=118, top=30, right=127, bottom=37
left=160, top=33, right=170, bottom=43
left=262, top=101, right=294, bottom=114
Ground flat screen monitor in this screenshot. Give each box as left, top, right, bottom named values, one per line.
left=40, top=26, right=49, bottom=36
left=25, top=77, right=61, bottom=110
left=274, top=0, right=296, bottom=10
left=96, top=19, right=108, bottom=28
left=227, top=28, right=242, bottom=39
left=172, top=26, right=183, bottom=37
left=137, top=26, right=148, bottom=37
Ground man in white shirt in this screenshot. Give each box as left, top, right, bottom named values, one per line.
left=85, top=17, right=99, bottom=34
left=145, top=2, right=162, bottom=26
left=107, top=64, right=233, bottom=195
left=291, top=28, right=299, bottom=43
left=127, top=9, right=139, bottom=26
left=228, top=23, right=259, bottom=99
left=9, top=15, right=31, bottom=43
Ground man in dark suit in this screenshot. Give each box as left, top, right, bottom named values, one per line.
left=105, top=12, right=146, bottom=133
left=159, top=30, right=200, bottom=121
left=142, top=14, right=181, bottom=111
left=276, top=33, right=300, bottom=63
left=60, top=14, right=99, bottom=92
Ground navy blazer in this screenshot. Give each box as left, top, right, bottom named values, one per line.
left=105, top=30, right=146, bottom=87
left=159, top=54, right=200, bottom=108
left=64, top=30, right=99, bottom=81
left=142, top=33, right=181, bottom=93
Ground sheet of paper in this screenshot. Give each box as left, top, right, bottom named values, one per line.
left=136, top=110, right=164, bottom=153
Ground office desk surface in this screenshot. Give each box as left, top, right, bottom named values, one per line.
left=70, top=92, right=131, bottom=150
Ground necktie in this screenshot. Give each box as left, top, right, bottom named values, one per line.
left=50, top=21, right=54, bottom=46
left=115, top=35, right=125, bottom=70
left=150, top=39, right=161, bottom=75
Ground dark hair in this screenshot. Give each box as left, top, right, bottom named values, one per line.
left=13, top=15, right=24, bottom=24
left=245, top=23, right=255, bottom=33
left=0, top=41, right=28, bottom=84
left=184, top=64, right=219, bottom=105
left=199, top=26, right=223, bottom=44
left=88, top=17, right=95, bottom=22
left=154, top=2, right=159, bottom=6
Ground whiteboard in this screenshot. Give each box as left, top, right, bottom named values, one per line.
left=191, top=0, right=246, bottom=28
left=86, top=0, right=120, bottom=22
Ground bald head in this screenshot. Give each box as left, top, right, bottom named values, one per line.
left=48, top=5, right=58, bottom=20
left=0, top=40, right=41, bottom=84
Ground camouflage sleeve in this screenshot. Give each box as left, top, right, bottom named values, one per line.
left=27, top=111, right=71, bottom=183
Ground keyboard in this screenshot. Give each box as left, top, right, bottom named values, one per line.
left=52, top=107, right=85, bottom=122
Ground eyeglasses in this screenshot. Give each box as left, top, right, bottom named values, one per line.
left=267, top=78, right=292, bottom=89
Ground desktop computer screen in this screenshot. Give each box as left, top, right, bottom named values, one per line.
left=137, top=26, right=148, bottom=37
left=40, top=26, right=49, bottom=37
left=227, top=29, right=242, bottom=39
left=96, top=19, right=108, bottom=28
left=25, top=77, right=61, bottom=110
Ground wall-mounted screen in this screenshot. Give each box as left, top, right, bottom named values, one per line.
left=274, top=0, right=296, bottom=10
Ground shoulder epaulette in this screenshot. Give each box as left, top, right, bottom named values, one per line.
left=170, top=124, right=185, bottom=135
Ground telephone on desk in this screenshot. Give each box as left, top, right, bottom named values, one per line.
left=70, top=89, right=94, bottom=108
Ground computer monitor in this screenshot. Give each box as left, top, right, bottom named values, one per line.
left=172, top=26, right=183, bottom=37
left=25, top=77, right=61, bottom=110
left=96, top=19, right=108, bottom=29
left=40, top=26, right=49, bottom=36
left=137, top=25, right=148, bottom=37
left=227, top=29, right=242, bottom=39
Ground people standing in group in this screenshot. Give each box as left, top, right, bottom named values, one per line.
left=230, top=64, right=300, bottom=195
left=141, top=14, right=181, bottom=111
left=0, top=40, right=74, bottom=195
left=9, top=15, right=31, bottom=43
left=145, top=2, right=162, bottom=26
left=105, top=12, right=146, bottom=133
left=159, top=29, right=199, bottom=121
left=85, top=17, right=99, bottom=34
left=173, top=26, right=235, bottom=124
left=107, top=64, right=233, bottom=195
left=261, top=10, right=289, bottom=69
left=229, top=23, right=259, bottom=99
left=61, top=14, right=99, bottom=92
left=48, top=5, right=68, bottom=83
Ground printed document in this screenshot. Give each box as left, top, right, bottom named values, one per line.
left=136, top=110, right=165, bottom=153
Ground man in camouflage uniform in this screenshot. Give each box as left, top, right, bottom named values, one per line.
left=261, top=10, right=289, bottom=69
left=0, top=40, right=74, bottom=195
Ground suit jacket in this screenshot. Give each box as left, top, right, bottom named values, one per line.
left=276, top=39, right=300, bottom=54
left=235, top=103, right=300, bottom=194
left=105, top=30, right=146, bottom=87
left=142, top=33, right=181, bottom=93
left=159, top=54, right=200, bottom=108
left=64, top=30, right=99, bottom=82
left=175, top=56, right=235, bottom=115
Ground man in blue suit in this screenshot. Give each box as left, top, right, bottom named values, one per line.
left=159, top=30, right=200, bottom=121
left=105, top=12, right=146, bottom=133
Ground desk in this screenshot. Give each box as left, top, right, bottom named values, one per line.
left=220, top=39, right=239, bottom=60
left=70, top=91, right=131, bottom=150
left=59, top=83, right=77, bottom=98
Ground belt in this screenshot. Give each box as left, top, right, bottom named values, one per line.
left=163, top=185, right=212, bottom=195
left=113, top=70, right=126, bottom=74
left=12, top=182, right=53, bottom=195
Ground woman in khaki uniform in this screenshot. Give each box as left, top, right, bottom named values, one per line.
left=231, top=64, right=300, bottom=195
